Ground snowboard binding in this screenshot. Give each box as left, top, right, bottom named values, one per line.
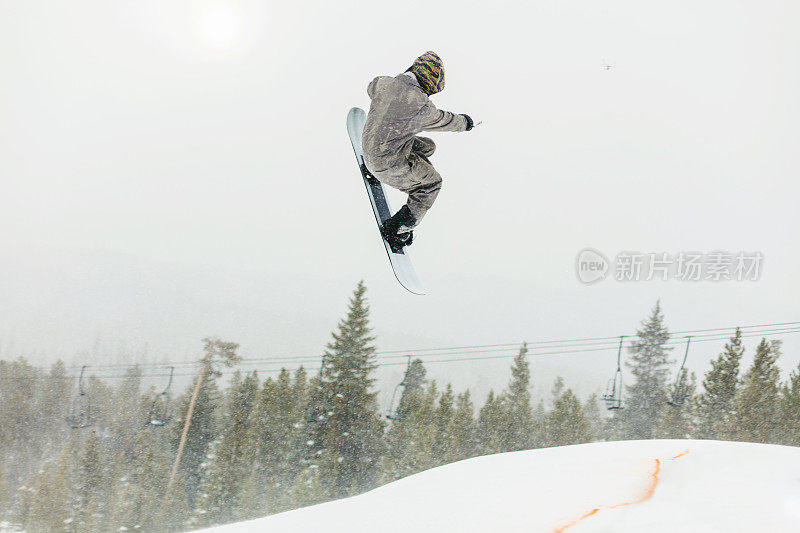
left=381, top=205, right=416, bottom=252
left=381, top=225, right=413, bottom=253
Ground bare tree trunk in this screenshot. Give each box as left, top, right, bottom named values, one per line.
left=165, top=362, right=208, bottom=498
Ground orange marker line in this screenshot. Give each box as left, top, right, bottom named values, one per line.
left=553, top=450, right=690, bottom=532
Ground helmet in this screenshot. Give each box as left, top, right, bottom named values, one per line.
left=408, top=51, right=445, bottom=95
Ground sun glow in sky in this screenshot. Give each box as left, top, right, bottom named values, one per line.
left=194, top=2, right=245, bottom=50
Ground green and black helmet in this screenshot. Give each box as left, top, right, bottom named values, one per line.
left=407, top=51, right=445, bottom=96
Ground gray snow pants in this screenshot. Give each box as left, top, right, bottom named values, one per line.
left=372, top=136, right=442, bottom=225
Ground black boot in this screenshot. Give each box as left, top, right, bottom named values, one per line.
left=381, top=205, right=416, bottom=251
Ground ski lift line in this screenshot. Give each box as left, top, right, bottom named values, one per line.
left=63, top=320, right=800, bottom=371
left=30, top=325, right=800, bottom=382
left=49, top=322, right=800, bottom=375
left=151, top=325, right=800, bottom=367
left=64, top=323, right=800, bottom=372
left=194, top=327, right=800, bottom=373
left=10, top=323, right=798, bottom=383
left=355, top=320, right=800, bottom=356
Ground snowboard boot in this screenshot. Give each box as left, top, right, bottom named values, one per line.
left=381, top=205, right=416, bottom=251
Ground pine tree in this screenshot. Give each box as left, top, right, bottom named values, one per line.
left=110, top=365, right=144, bottom=446
left=733, top=339, right=782, bottom=443
left=583, top=394, right=603, bottom=442
left=25, top=451, right=72, bottom=531
left=501, top=343, right=534, bottom=451
left=170, top=338, right=239, bottom=505
left=247, top=366, right=311, bottom=515
left=197, top=371, right=260, bottom=525
left=381, top=380, right=437, bottom=483
left=306, top=281, right=385, bottom=499
left=0, top=359, right=42, bottom=491
left=655, top=370, right=697, bottom=439
left=778, top=363, right=800, bottom=446
left=113, top=428, right=181, bottom=532
left=386, top=358, right=427, bottom=422
left=619, top=301, right=673, bottom=439
left=476, top=391, right=505, bottom=454
left=33, top=361, right=71, bottom=470
left=695, top=328, right=744, bottom=440
left=445, top=391, right=477, bottom=462
left=432, top=383, right=455, bottom=463
left=74, top=429, right=116, bottom=531
left=544, top=380, right=592, bottom=447
left=0, top=462, right=9, bottom=523
left=400, top=360, right=427, bottom=396
left=170, top=371, right=220, bottom=505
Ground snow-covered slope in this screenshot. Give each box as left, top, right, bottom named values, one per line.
left=203, top=440, right=800, bottom=532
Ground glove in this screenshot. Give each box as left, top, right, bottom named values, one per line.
left=462, top=114, right=474, bottom=131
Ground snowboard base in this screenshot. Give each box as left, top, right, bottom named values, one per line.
left=346, top=107, right=425, bottom=295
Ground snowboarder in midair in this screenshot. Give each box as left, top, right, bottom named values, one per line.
left=362, top=51, right=474, bottom=249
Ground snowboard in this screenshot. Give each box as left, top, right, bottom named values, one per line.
left=346, top=107, right=425, bottom=295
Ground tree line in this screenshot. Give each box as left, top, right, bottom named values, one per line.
left=0, top=283, right=798, bottom=531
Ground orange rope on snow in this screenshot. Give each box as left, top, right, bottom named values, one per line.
left=552, top=449, right=690, bottom=532
left=671, top=450, right=690, bottom=460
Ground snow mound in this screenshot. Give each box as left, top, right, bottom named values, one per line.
left=203, top=439, right=800, bottom=532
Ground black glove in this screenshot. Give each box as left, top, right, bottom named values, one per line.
left=462, top=114, right=474, bottom=131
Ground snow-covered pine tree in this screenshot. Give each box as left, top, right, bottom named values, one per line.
left=695, top=328, right=744, bottom=440
left=620, top=300, right=673, bottom=439
left=306, top=281, right=385, bottom=499
left=732, top=339, right=782, bottom=443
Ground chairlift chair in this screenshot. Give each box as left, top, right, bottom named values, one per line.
left=386, top=356, right=412, bottom=421
left=667, top=336, right=692, bottom=407
left=147, top=366, right=175, bottom=427
left=601, top=337, right=625, bottom=410
left=65, top=365, right=93, bottom=429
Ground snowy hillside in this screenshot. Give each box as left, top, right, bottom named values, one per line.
left=202, top=439, right=800, bottom=532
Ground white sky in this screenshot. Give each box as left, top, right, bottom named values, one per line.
left=1, top=0, right=798, bottom=406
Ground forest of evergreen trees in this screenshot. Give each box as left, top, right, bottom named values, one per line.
left=1, top=282, right=799, bottom=531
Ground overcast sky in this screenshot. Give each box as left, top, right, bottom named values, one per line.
left=1, top=0, right=798, bottom=407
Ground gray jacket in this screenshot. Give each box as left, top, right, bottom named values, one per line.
left=362, top=73, right=469, bottom=173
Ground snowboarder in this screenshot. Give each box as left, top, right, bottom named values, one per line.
left=362, top=51, right=475, bottom=249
